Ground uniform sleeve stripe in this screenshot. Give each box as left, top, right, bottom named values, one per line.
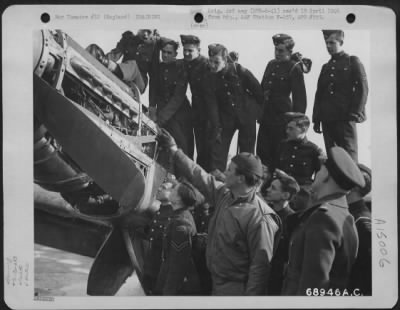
left=171, top=240, right=190, bottom=252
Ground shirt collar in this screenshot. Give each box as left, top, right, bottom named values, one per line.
left=311, top=193, right=348, bottom=209
left=230, top=188, right=257, bottom=204
left=331, top=51, right=345, bottom=60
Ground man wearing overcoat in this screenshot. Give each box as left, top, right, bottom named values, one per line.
left=156, top=129, right=281, bottom=295
left=282, top=146, right=365, bottom=295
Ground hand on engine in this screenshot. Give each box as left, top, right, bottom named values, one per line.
left=156, top=128, right=178, bottom=152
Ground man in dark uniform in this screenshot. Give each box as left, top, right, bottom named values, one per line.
left=347, top=163, right=372, bottom=295
left=263, top=169, right=300, bottom=295
left=106, top=29, right=159, bottom=90
left=207, top=44, right=264, bottom=173
left=143, top=179, right=202, bottom=295
left=180, top=34, right=213, bottom=171
left=281, top=146, right=365, bottom=295
left=156, top=129, right=281, bottom=295
left=313, top=30, right=368, bottom=162
left=257, top=34, right=308, bottom=169
left=149, top=37, right=194, bottom=158
left=276, top=112, right=324, bottom=189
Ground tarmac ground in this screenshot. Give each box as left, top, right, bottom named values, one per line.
left=34, top=244, right=145, bottom=296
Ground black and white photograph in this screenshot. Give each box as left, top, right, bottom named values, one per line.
left=3, top=4, right=397, bottom=309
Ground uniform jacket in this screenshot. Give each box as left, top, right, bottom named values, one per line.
left=174, top=149, right=281, bottom=295
left=149, top=59, right=191, bottom=126
left=155, top=208, right=201, bottom=295
left=313, top=52, right=368, bottom=122
left=208, top=63, right=263, bottom=130
left=191, top=202, right=212, bottom=234
left=184, top=55, right=212, bottom=125
left=142, top=205, right=175, bottom=293
left=277, top=137, right=323, bottom=186
left=267, top=205, right=295, bottom=295
left=261, top=59, right=307, bottom=123
left=282, top=195, right=359, bottom=295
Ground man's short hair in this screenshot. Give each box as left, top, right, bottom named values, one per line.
left=274, top=169, right=300, bottom=201
left=86, top=44, right=106, bottom=62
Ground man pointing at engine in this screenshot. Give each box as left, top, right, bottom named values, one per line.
left=156, top=128, right=281, bottom=295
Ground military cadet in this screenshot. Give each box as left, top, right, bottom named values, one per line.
left=156, top=128, right=281, bottom=295
left=149, top=37, right=194, bottom=158
left=180, top=34, right=213, bottom=171
left=256, top=34, right=309, bottom=169
left=264, top=169, right=300, bottom=295
left=313, top=30, right=369, bottom=162
left=281, top=146, right=365, bottom=295
left=143, top=179, right=202, bottom=295
left=276, top=112, right=324, bottom=189
left=142, top=180, right=176, bottom=294
left=190, top=200, right=213, bottom=295
left=264, top=169, right=299, bottom=223
left=207, top=44, right=264, bottom=173
left=347, top=164, right=372, bottom=295
left=106, top=29, right=160, bottom=90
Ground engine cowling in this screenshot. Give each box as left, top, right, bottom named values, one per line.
left=34, top=29, right=168, bottom=221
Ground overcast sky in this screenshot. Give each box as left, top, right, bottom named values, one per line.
left=63, top=28, right=371, bottom=166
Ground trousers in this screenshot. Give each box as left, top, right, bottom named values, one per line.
left=212, top=277, right=246, bottom=296
left=322, top=120, right=358, bottom=162
left=256, top=120, right=287, bottom=169
left=210, top=116, right=256, bottom=172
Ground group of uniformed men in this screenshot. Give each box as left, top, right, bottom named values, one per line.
left=88, top=29, right=371, bottom=296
